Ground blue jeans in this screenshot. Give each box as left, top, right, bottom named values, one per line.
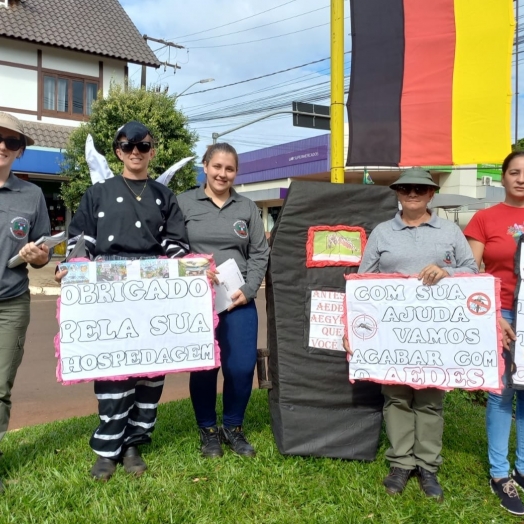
left=486, top=309, right=524, bottom=478
left=190, top=300, right=258, bottom=428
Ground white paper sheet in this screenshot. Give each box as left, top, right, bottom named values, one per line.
left=214, top=258, right=245, bottom=313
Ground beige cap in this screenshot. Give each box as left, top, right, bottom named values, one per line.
left=0, top=112, right=34, bottom=146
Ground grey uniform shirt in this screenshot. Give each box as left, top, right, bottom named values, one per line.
left=177, top=185, right=270, bottom=302
left=0, top=173, right=51, bottom=299
left=358, top=210, right=478, bottom=275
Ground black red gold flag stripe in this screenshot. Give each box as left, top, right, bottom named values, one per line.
left=346, top=0, right=514, bottom=167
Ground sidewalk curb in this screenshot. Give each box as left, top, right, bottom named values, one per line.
left=29, top=286, right=60, bottom=296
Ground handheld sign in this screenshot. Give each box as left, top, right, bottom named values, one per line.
left=55, top=257, right=219, bottom=384
left=512, top=241, right=524, bottom=387
left=344, top=274, right=502, bottom=392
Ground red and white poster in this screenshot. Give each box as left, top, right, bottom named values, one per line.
left=309, top=290, right=346, bottom=352
left=345, top=274, right=502, bottom=392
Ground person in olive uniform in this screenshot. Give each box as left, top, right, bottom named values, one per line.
left=0, top=112, right=51, bottom=491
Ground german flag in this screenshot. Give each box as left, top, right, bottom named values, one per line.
left=346, top=0, right=515, bottom=167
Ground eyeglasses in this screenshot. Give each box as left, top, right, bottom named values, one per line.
left=0, top=135, right=23, bottom=151
left=394, top=184, right=432, bottom=196
left=118, top=141, right=152, bottom=154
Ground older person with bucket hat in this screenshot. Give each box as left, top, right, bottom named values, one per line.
left=345, top=168, right=477, bottom=501
left=0, top=112, right=51, bottom=491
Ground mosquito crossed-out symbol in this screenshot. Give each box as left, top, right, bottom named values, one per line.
left=466, top=292, right=491, bottom=316
left=352, top=314, right=378, bottom=340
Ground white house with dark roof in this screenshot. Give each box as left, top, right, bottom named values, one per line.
left=0, top=0, right=160, bottom=238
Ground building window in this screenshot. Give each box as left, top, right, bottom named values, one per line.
left=42, top=73, right=98, bottom=119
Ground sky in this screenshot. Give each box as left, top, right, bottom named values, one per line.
left=120, top=0, right=352, bottom=159
left=120, top=0, right=524, bottom=162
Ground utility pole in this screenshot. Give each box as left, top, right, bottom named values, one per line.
left=141, top=35, right=185, bottom=89
left=516, top=0, right=520, bottom=145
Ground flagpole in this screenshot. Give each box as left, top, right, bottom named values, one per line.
left=516, top=0, right=520, bottom=145
left=331, top=0, right=345, bottom=183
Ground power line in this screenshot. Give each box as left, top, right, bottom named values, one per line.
left=190, top=20, right=343, bottom=49
left=168, top=0, right=297, bottom=40
left=183, top=59, right=352, bottom=114
left=186, top=77, right=350, bottom=123
left=179, top=51, right=352, bottom=98
left=177, top=5, right=329, bottom=44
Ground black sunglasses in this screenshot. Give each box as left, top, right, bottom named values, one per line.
left=118, top=141, right=152, bottom=154
left=0, top=135, right=23, bottom=152
left=394, top=184, right=432, bottom=196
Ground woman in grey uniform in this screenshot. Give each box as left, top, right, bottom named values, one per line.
left=177, top=143, right=269, bottom=458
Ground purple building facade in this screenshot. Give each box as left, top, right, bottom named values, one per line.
left=236, top=133, right=330, bottom=185
left=232, top=134, right=331, bottom=231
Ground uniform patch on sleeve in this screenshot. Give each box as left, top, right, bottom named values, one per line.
left=233, top=220, right=248, bottom=238
left=10, top=217, right=30, bottom=239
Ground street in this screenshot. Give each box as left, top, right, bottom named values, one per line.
left=10, top=291, right=267, bottom=430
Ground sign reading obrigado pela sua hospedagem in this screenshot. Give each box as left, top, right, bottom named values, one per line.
left=344, top=274, right=503, bottom=392
left=54, top=257, right=218, bottom=384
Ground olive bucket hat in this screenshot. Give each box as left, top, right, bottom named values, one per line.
left=390, top=168, right=439, bottom=189
left=0, top=111, right=34, bottom=146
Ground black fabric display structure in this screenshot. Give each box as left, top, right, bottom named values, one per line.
left=266, top=181, right=398, bottom=459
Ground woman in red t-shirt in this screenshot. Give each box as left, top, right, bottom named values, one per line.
left=464, top=151, right=524, bottom=516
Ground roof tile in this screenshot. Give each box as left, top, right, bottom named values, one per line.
left=23, top=121, right=75, bottom=149
left=0, top=0, right=160, bottom=67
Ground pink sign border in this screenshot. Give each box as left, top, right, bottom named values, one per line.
left=54, top=254, right=221, bottom=385
left=343, top=272, right=503, bottom=393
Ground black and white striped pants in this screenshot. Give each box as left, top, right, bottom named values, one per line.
left=89, top=376, right=165, bottom=458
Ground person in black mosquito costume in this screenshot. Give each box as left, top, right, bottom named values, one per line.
left=56, top=121, right=189, bottom=481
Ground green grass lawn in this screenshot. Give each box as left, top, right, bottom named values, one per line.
left=0, top=389, right=519, bottom=523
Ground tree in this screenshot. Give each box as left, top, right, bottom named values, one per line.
left=514, top=138, right=524, bottom=151
left=60, top=83, right=198, bottom=211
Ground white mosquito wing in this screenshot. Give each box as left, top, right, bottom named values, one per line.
left=156, top=156, right=195, bottom=187
left=85, top=134, right=114, bottom=185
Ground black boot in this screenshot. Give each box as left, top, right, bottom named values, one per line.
left=122, top=446, right=147, bottom=476
left=417, top=466, right=444, bottom=501
left=199, top=426, right=223, bottom=458
left=220, top=425, right=256, bottom=457
left=90, top=456, right=118, bottom=481
left=383, top=467, right=413, bottom=495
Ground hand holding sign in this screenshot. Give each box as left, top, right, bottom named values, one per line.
left=418, top=264, right=448, bottom=286
left=342, top=336, right=352, bottom=355
left=500, top=316, right=516, bottom=350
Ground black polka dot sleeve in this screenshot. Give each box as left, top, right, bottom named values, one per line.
left=161, top=193, right=190, bottom=258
